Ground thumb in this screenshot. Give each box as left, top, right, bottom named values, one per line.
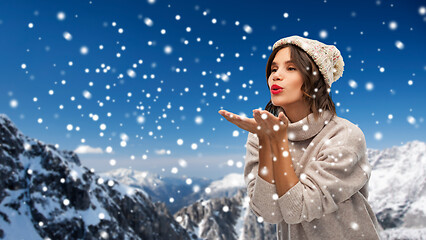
left=279, top=112, right=288, bottom=122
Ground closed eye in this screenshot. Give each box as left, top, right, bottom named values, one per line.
left=271, top=67, right=296, bottom=72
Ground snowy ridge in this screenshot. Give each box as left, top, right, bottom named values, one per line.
left=0, top=114, right=194, bottom=240
left=101, top=168, right=247, bottom=215
left=100, top=168, right=160, bottom=187
left=203, top=173, right=245, bottom=197
left=172, top=190, right=278, bottom=240
left=101, top=168, right=212, bottom=214
left=102, top=169, right=277, bottom=239
left=366, top=140, right=426, bottom=239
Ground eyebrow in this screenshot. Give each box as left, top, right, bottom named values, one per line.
left=271, top=60, right=294, bottom=66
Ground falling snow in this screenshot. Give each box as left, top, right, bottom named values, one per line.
left=57, top=11, right=66, bottom=21
left=1, top=1, right=423, bottom=217
left=63, top=31, right=72, bottom=41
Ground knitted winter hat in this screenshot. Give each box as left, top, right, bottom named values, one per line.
left=272, top=35, right=344, bottom=88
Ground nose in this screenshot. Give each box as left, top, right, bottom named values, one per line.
left=271, top=69, right=283, bottom=81
left=273, top=75, right=281, bottom=81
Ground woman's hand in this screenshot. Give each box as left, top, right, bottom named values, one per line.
left=218, top=109, right=257, bottom=133
left=218, top=109, right=265, bottom=138
left=252, top=109, right=289, bottom=142
left=218, top=109, right=289, bottom=141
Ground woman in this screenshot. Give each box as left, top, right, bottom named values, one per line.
left=218, top=35, right=381, bottom=239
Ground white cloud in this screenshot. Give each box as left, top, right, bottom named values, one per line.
left=155, top=149, right=166, bottom=155
left=74, top=145, right=103, bottom=154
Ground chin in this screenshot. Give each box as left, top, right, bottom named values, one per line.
left=271, top=99, right=287, bottom=107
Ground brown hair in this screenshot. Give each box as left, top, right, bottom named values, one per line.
left=264, top=44, right=336, bottom=123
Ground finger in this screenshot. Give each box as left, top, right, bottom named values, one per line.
left=263, top=111, right=285, bottom=132
left=254, top=111, right=270, bottom=132
left=265, top=110, right=281, bottom=120
left=253, top=110, right=261, bottom=123
left=222, top=112, right=255, bottom=132
left=222, top=115, right=246, bottom=130
left=253, top=108, right=265, bottom=114
left=279, top=112, right=289, bottom=124
left=259, top=110, right=276, bottom=126
left=253, top=110, right=266, bottom=122
left=218, top=110, right=229, bottom=118
left=270, top=112, right=284, bottom=127
left=220, top=110, right=240, bottom=120
left=252, top=112, right=263, bottom=130
left=222, top=113, right=238, bottom=122
left=233, top=114, right=241, bottom=120
left=265, top=110, right=284, bottom=124
left=220, top=110, right=235, bottom=121
left=254, top=111, right=268, bottom=128
left=278, top=112, right=286, bottom=126
left=256, top=110, right=275, bottom=123
left=219, top=109, right=231, bottom=116
left=252, top=109, right=260, bottom=118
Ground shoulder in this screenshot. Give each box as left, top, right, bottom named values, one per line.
left=320, top=115, right=367, bottom=157
left=329, top=115, right=365, bottom=138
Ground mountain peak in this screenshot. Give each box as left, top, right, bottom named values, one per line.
left=0, top=114, right=193, bottom=240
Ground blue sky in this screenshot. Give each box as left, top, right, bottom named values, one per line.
left=1, top=0, right=425, bottom=180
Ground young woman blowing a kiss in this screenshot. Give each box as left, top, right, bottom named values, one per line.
left=218, top=36, right=381, bottom=239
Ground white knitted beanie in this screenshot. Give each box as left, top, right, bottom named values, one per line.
left=272, top=35, right=344, bottom=88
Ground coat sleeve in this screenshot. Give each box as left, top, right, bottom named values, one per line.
left=276, top=125, right=372, bottom=224
left=244, top=132, right=284, bottom=224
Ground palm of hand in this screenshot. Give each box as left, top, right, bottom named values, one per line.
left=218, top=110, right=258, bottom=133
left=218, top=109, right=288, bottom=140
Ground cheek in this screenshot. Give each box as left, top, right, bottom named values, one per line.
left=267, top=77, right=272, bottom=86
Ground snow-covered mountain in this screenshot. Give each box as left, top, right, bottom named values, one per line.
left=101, top=169, right=276, bottom=239
left=172, top=188, right=276, bottom=240
left=0, top=114, right=195, bottom=240
left=199, top=173, right=245, bottom=199
left=100, top=168, right=212, bottom=214
left=101, top=169, right=246, bottom=215
left=367, top=140, right=426, bottom=239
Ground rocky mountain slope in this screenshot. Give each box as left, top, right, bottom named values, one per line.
left=0, top=114, right=195, bottom=240
left=100, top=168, right=212, bottom=215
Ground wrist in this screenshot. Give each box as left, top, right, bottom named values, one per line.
left=270, top=136, right=287, bottom=152
left=271, top=129, right=288, bottom=142
left=256, top=133, right=269, bottom=143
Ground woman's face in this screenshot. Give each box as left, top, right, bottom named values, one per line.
left=268, top=47, right=305, bottom=109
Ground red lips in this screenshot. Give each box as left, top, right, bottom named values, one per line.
left=271, top=84, right=284, bottom=94
left=271, top=84, right=283, bottom=90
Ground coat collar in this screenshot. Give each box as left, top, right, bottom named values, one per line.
left=277, top=108, right=334, bottom=141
